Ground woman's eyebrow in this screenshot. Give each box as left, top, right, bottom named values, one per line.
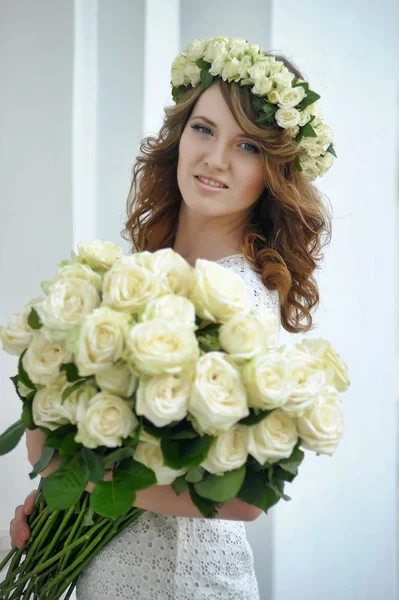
left=190, top=115, right=254, bottom=140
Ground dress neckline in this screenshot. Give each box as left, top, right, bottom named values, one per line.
left=216, top=253, right=245, bottom=262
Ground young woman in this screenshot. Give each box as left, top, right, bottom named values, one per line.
left=8, top=36, right=333, bottom=599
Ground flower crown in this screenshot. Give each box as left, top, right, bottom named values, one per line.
left=170, top=36, right=337, bottom=181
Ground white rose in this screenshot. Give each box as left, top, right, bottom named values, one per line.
left=275, top=107, right=300, bottom=129
left=95, top=360, right=137, bottom=398
left=134, top=437, right=188, bottom=485
left=53, top=263, right=102, bottom=292
left=236, top=55, right=253, bottom=79
left=135, top=370, right=192, bottom=427
left=188, top=352, right=249, bottom=436
left=298, top=110, right=312, bottom=127
left=60, top=379, right=98, bottom=424
left=296, top=385, right=344, bottom=455
left=298, top=154, right=319, bottom=180
left=209, top=50, right=228, bottom=77
left=74, top=307, right=131, bottom=376
left=139, top=294, right=196, bottom=330
left=75, top=392, right=138, bottom=448
left=267, top=90, right=280, bottom=104
left=252, top=76, right=273, bottom=96
left=219, top=312, right=265, bottom=361
left=203, top=37, right=229, bottom=62
left=150, top=248, right=195, bottom=298
left=280, top=345, right=325, bottom=417
left=35, top=279, right=100, bottom=334
left=266, top=58, right=285, bottom=77
left=191, top=259, right=252, bottom=324
left=184, top=61, right=201, bottom=87
left=125, top=319, right=200, bottom=376
left=316, top=152, right=335, bottom=175
left=221, top=58, right=241, bottom=82
left=32, top=374, right=70, bottom=430
left=77, top=240, right=123, bottom=272
left=228, top=38, right=248, bottom=59
left=299, top=136, right=324, bottom=158
left=251, top=304, right=279, bottom=348
left=248, top=409, right=298, bottom=465
left=185, top=38, right=207, bottom=61
left=277, top=86, right=306, bottom=108
left=23, top=332, right=72, bottom=385
left=200, top=424, right=249, bottom=474
left=242, top=351, right=291, bottom=410
left=0, top=297, right=43, bottom=355
left=301, top=338, right=350, bottom=393
left=103, top=254, right=162, bottom=314
left=272, top=70, right=295, bottom=92
left=248, top=43, right=261, bottom=59
left=248, top=61, right=268, bottom=81
left=171, top=55, right=189, bottom=87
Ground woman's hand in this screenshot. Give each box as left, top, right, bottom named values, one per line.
left=9, top=489, right=37, bottom=550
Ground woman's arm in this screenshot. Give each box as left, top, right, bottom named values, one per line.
left=26, top=429, right=262, bottom=522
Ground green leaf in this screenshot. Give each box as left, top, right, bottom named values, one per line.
left=44, top=424, right=78, bottom=448
left=296, top=122, right=317, bottom=143
left=296, top=89, right=321, bottom=111
left=18, top=351, right=35, bottom=391
left=197, top=327, right=221, bottom=351
left=143, top=418, right=198, bottom=440
left=237, top=468, right=267, bottom=506
left=292, top=78, right=309, bottom=91
left=326, top=143, right=337, bottom=158
left=188, top=483, right=220, bottom=518
left=117, top=458, right=157, bottom=490
left=172, top=475, right=189, bottom=495
left=21, top=399, right=36, bottom=430
left=239, top=408, right=273, bottom=426
left=273, top=465, right=296, bottom=483
left=103, top=447, right=136, bottom=467
left=90, top=471, right=137, bottom=520
left=60, top=363, right=82, bottom=383
left=194, top=466, right=246, bottom=502
left=81, top=448, right=105, bottom=484
left=123, top=422, right=143, bottom=446
left=0, top=419, right=26, bottom=455
left=29, top=446, right=55, bottom=479
left=61, top=379, right=86, bottom=403
left=58, top=432, right=81, bottom=457
left=27, top=307, right=42, bottom=330
left=200, top=69, right=214, bottom=89
left=161, top=435, right=215, bottom=469
left=10, top=374, right=25, bottom=401
left=42, top=454, right=90, bottom=510
left=171, top=84, right=191, bottom=103
left=185, top=466, right=205, bottom=484
left=195, top=58, right=211, bottom=70
left=278, top=443, right=305, bottom=476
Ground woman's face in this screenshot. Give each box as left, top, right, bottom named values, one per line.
left=177, top=82, right=265, bottom=219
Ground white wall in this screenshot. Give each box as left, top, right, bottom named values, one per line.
left=271, top=2, right=399, bottom=599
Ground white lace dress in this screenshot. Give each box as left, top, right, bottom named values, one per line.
left=75, top=254, right=281, bottom=600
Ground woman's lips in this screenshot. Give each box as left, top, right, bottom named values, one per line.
left=194, top=176, right=228, bottom=192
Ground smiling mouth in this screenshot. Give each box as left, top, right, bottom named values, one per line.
left=194, top=176, right=228, bottom=190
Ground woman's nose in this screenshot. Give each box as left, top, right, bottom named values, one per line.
left=205, top=143, right=230, bottom=171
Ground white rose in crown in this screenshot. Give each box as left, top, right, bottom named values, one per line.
left=242, top=350, right=292, bottom=410
left=124, top=319, right=200, bottom=376
left=32, top=374, right=71, bottom=431
left=60, top=379, right=98, bottom=425
left=300, top=338, right=350, bottom=392
left=252, top=76, right=273, bottom=96
left=298, top=154, right=319, bottom=180
left=236, top=55, right=253, bottom=79
left=135, top=370, right=192, bottom=427
left=35, top=278, right=100, bottom=334
left=247, top=409, right=298, bottom=465
left=190, top=259, right=252, bottom=324
left=219, top=312, right=266, bottom=361
left=134, top=436, right=188, bottom=485
left=280, top=345, right=326, bottom=417
left=22, top=332, right=72, bottom=385
left=275, top=107, right=301, bottom=129
left=138, top=294, right=197, bottom=330
left=203, top=37, right=229, bottom=62
left=229, top=38, right=248, bottom=59
left=77, top=240, right=123, bottom=272
left=171, top=54, right=189, bottom=87
left=0, top=297, right=43, bottom=355
left=296, top=385, right=344, bottom=455
left=75, top=392, right=138, bottom=448
left=200, top=424, right=249, bottom=474
left=273, top=70, right=295, bottom=92
left=185, top=38, right=208, bottom=61
left=277, top=86, right=306, bottom=108
left=150, top=248, right=195, bottom=298
left=222, top=58, right=241, bottom=81
left=317, top=152, right=334, bottom=173
left=95, top=360, right=137, bottom=398
left=209, top=49, right=229, bottom=77
left=102, top=254, right=162, bottom=313
left=188, top=352, right=249, bottom=436
left=184, top=61, right=201, bottom=87
left=74, top=307, right=131, bottom=376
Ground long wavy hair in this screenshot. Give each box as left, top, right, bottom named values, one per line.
left=122, top=53, right=333, bottom=334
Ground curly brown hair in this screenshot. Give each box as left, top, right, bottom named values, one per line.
left=122, top=53, right=333, bottom=334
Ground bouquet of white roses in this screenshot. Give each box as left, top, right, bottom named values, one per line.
left=0, top=241, right=350, bottom=599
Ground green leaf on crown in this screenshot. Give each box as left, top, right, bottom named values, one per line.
left=200, top=69, right=214, bottom=89
left=195, top=58, right=212, bottom=71
left=326, top=143, right=337, bottom=158
left=296, top=122, right=317, bottom=143
left=27, top=307, right=42, bottom=330
left=296, top=89, right=321, bottom=111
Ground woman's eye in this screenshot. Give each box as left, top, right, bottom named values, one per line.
left=191, top=124, right=212, bottom=135
left=241, top=142, right=259, bottom=154
left=191, top=125, right=259, bottom=154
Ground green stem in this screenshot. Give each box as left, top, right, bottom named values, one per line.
left=57, top=494, right=90, bottom=574
left=40, top=504, right=75, bottom=565
left=0, top=546, right=17, bottom=573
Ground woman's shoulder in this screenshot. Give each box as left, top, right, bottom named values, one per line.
left=216, top=254, right=281, bottom=329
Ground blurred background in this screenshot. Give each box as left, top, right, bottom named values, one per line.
left=0, top=1, right=398, bottom=598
